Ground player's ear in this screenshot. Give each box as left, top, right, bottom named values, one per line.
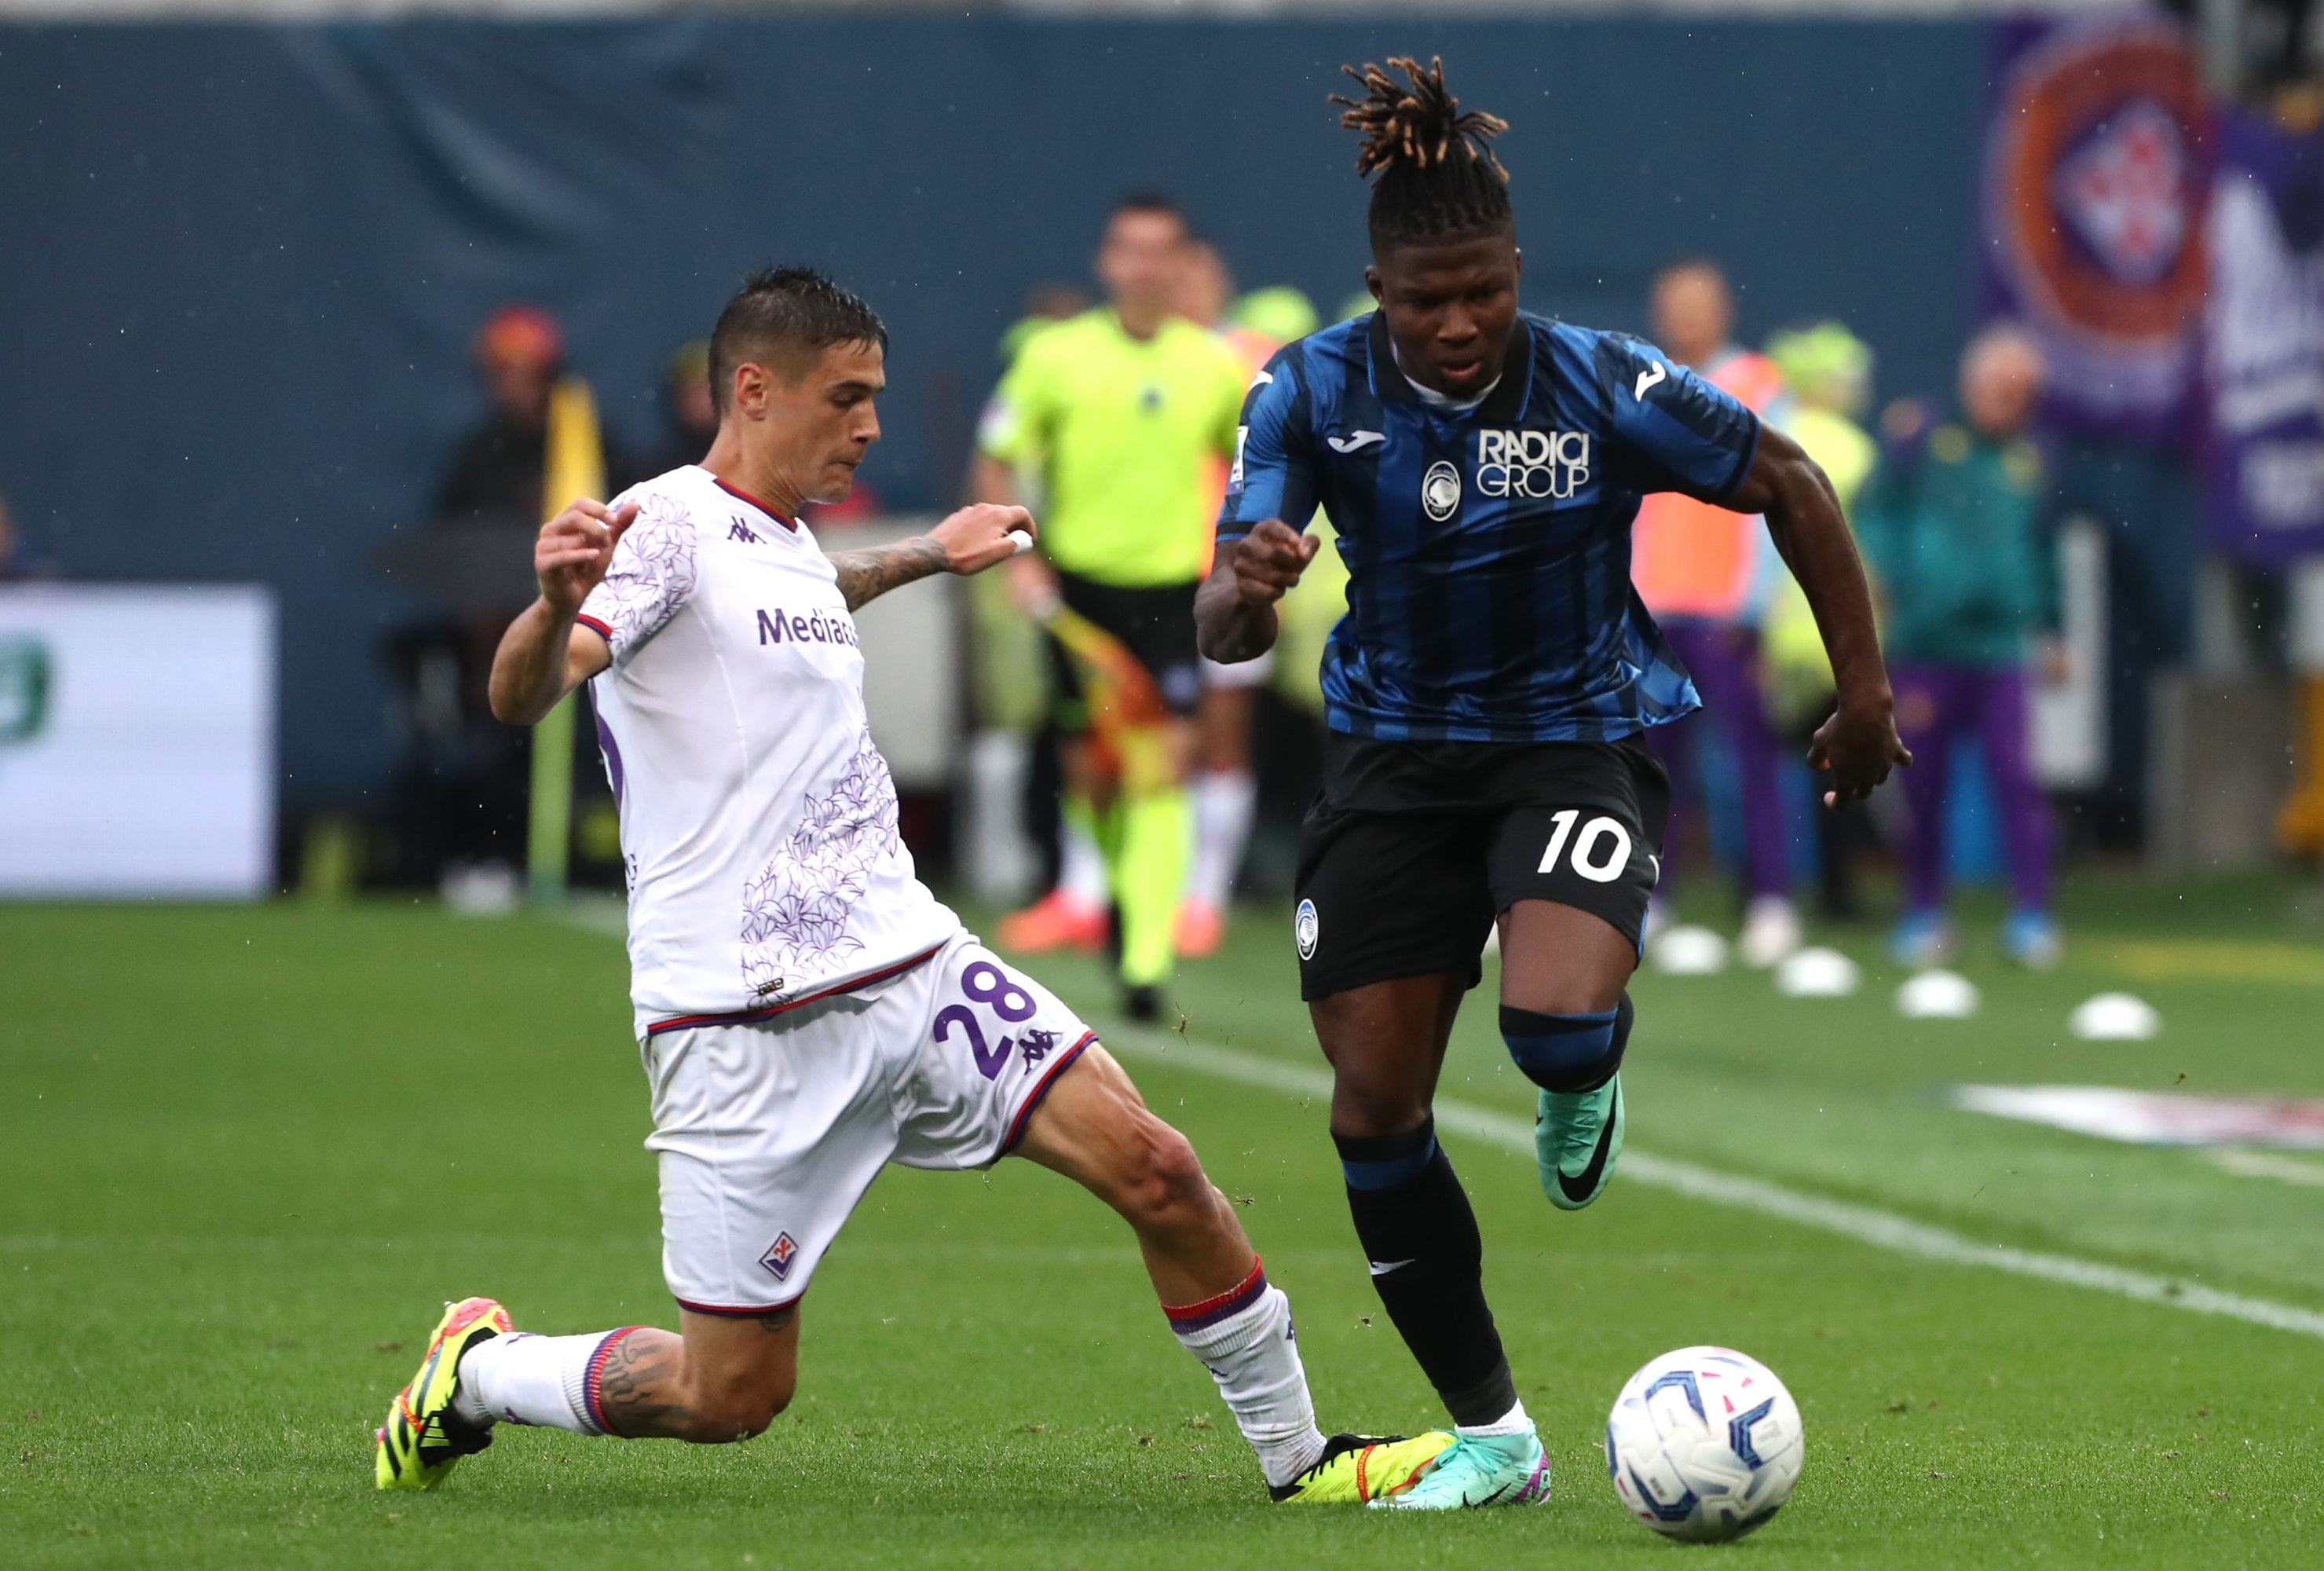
left=730, top=362, right=770, bottom=419
left=1364, top=265, right=1385, bottom=305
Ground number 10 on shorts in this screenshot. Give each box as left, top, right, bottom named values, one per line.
left=1538, top=808, right=1631, bottom=884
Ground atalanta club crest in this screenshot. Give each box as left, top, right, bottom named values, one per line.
left=759, top=1231, right=799, bottom=1281
left=1295, top=899, right=1319, bottom=961
left=1421, top=461, right=1462, bottom=523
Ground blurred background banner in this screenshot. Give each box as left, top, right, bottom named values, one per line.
left=0, top=16, right=1985, bottom=817
left=1981, top=13, right=2209, bottom=441
left=0, top=585, right=275, bottom=897
left=2203, top=103, right=2324, bottom=566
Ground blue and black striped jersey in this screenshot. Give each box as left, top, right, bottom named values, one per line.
left=1219, top=309, right=1762, bottom=743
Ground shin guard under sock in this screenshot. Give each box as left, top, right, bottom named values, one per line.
left=1335, top=1119, right=1517, bottom=1427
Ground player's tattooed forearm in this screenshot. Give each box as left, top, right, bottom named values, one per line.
left=829, top=536, right=949, bottom=611
left=756, top=1304, right=797, bottom=1332
left=595, top=1330, right=692, bottom=1438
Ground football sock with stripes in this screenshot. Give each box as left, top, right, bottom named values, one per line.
left=1162, top=1259, right=1328, bottom=1488
left=1113, top=787, right=1190, bottom=987
left=1499, top=993, right=1633, bottom=1092
left=454, top=1328, right=641, bottom=1436
left=1335, top=1119, right=1520, bottom=1427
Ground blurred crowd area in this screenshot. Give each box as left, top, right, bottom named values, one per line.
left=9, top=5, right=2322, bottom=950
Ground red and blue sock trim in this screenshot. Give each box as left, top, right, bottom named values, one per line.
left=582, top=1326, right=648, bottom=1436
left=1162, top=1258, right=1268, bottom=1335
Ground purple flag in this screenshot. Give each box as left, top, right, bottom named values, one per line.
left=2203, top=107, right=2324, bottom=565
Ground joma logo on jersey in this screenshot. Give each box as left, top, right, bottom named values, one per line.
left=1476, top=428, right=1591, bottom=500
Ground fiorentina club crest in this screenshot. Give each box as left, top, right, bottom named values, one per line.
left=759, top=1231, right=799, bottom=1281
left=2054, top=101, right=2189, bottom=286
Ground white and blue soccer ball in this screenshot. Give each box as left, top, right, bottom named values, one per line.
left=1605, top=1346, right=1803, bottom=1542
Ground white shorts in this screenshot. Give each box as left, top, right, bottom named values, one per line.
left=1201, top=648, right=1275, bottom=690
left=641, top=931, right=1096, bottom=1316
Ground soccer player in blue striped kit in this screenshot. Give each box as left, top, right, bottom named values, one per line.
left=1196, top=59, right=1909, bottom=1508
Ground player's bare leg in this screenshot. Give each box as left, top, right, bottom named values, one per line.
left=1014, top=1043, right=1449, bottom=1500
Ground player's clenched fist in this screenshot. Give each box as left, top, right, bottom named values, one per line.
left=1230, top=518, right=1320, bottom=606
left=927, top=503, right=1038, bottom=576
left=536, top=498, right=639, bottom=614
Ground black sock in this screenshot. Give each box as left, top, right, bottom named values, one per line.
left=1334, top=1117, right=1517, bottom=1427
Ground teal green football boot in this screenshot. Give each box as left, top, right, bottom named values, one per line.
left=1368, top=1423, right=1551, bottom=1511
left=1536, top=1073, right=1623, bottom=1211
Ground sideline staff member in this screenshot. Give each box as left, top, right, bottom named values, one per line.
left=975, top=194, right=1246, bottom=1020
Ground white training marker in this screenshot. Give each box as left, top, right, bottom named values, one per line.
left=1649, top=924, right=1729, bottom=976
left=2070, top=991, right=2161, bottom=1041
left=1775, top=946, right=1860, bottom=998
left=1008, top=529, right=1036, bottom=555
left=1897, top=969, right=1980, bottom=1019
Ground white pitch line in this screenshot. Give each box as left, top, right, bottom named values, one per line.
left=1101, top=1024, right=2324, bottom=1343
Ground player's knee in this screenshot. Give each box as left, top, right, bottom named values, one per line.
left=1118, top=1121, right=1215, bottom=1234
left=1501, top=993, right=1633, bottom=1093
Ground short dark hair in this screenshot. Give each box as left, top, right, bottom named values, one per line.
left=708, top=266, right=887, bottom=412
left=1107, top=192, right=1187, bottom=229
left=1332, top=56, right=1513, bottom=256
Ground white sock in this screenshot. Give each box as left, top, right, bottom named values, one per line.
left=1059, top=820, right=1109, bottom=909
left=1456, top=1397, right=1533, bottom=1439
left=1164, top=1263, right=1327, bottom=1489
left=452, top=1328, right=640, bottom=1435
left=1188, top=770, right=1257, bottom=910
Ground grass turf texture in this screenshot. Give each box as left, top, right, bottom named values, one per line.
left=5, top=879, right=2320, bottom=1566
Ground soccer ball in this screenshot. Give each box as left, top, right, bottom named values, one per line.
left=1605, top=1346, right=1803, bottom=1542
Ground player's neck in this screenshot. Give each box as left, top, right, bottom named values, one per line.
left=1113, top=300, right=1169, bottom=342
left=701, top=430, right=803, bottom=522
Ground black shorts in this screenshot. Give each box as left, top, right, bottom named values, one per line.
left=1046, top=570, right=1204, bottom=730
left=1293, top=731, right=1670, bottom=1002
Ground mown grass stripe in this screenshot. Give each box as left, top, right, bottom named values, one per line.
left=1101, top=1023, right=2324, bottom=1343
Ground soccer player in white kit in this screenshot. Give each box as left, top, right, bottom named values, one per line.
left=373, top=267, right=1450, bottom=1504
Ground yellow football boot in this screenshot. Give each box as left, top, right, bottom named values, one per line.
left=374, top=1296, right=512, bottom=1490
left=1271, top=1430, right=1458, bottom=1503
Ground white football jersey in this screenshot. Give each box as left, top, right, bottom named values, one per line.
left=576, top=466, right=960, bottom=1038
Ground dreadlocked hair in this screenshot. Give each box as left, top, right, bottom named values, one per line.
left=1331, top=56, right=1513, bottom=255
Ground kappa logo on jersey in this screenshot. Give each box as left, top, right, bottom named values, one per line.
left=756, top=607, right=861, bottom=649
left=1421, top=461, right=1462, bottom=522
left=1476, top=429, right=1593, bottom=501
left=759, top=1231, right=799, bottom=1281
left=729, top=518, right=762, bottom=544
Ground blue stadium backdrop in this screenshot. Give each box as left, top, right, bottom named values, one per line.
left=0, top=18, right=1985, bottom=807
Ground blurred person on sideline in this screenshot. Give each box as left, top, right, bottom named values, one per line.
left=974, top=196, right=1246, bottom=1019
left=1629, top=260, right=1801, bottom=967
left=434, top=306, right=629, bottom=527
left=1169, top=242, right=1320, bottom=955
left=646, top=339, right=720, bottom=477
left=1854, top=324, right=2062, bottom=969
left=1762, top=322, right=1880, bottom=919
left=0, top=493, right=56, bottom=581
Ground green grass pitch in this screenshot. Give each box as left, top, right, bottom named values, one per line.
left=5, top=877, right=2321, bottom=1566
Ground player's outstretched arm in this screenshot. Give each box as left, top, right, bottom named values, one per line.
left=827, top=502, right=1035, bottom=612
left=1195, top=519, right=1318, bottom=664
left=1726, top=428, right=1911, bottom=806
left=489, top=498, right=631, bottom=727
